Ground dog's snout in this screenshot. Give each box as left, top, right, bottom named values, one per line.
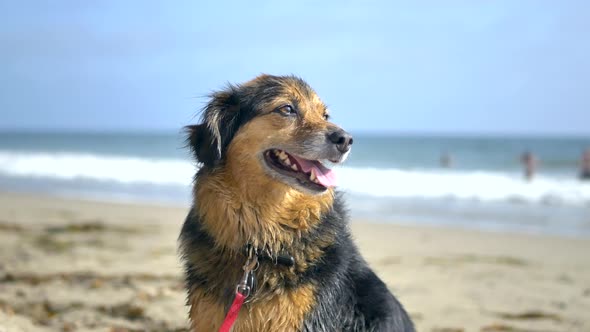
left=328, top=129, right=353, bottom=153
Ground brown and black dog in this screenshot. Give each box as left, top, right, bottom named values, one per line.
left=179, top=75, right=414, bottom=331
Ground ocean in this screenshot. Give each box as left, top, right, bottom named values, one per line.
left=1, top=131, right=589, bottom=236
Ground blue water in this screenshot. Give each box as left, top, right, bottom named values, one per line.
left=1, top=131, right=589, bottom=236
left=2, top=132, right=588, bottom=174
left=350, top=135, right=589, bottom=175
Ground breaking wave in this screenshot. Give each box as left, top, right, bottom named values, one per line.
left=1, top=151, right=589, bottom=206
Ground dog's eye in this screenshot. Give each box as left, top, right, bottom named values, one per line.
left=276, top=105, right=296, bottom=116
left=323, top=113, right=330, bottom=120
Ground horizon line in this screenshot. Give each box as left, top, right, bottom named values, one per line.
left=0, top=127, right=589, bottom=139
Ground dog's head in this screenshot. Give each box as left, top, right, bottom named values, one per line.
left=187, top=75, right=352, bottom=195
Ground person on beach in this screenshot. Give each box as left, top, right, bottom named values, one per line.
left=580, top=149, right=590, bottom=180
left=440, top=152, right=453, bottom=168
left=521, top=151, right=537, bottom=181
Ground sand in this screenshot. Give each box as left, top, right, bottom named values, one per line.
left=0, top=192, right=588, bottom=332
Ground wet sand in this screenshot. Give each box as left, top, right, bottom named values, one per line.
left=0, top=192, right=588, bottom=331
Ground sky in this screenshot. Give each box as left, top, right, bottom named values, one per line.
left=1, top=1, right=589, bottom=135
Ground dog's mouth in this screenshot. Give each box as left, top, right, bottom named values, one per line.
left=263, top=149, right=336, bottom=192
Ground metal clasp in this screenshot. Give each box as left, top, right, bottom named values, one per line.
left=235, top=255, right=258, bottom=298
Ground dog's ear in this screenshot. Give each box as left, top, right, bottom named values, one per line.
left=186, top=88, right=241, bottom=167
left=185, top=124, right=218, bottom=167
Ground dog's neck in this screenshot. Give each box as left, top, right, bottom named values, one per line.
left=193, top=166, right=334, bottom=255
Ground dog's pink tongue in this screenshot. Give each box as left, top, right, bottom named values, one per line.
left=293, top=157, right=336, bottom=188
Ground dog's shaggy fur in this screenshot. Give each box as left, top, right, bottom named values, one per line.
left=179, top=75, right=414, bottom=331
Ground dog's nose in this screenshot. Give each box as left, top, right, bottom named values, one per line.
left=328, top=129, right=353, bottom=153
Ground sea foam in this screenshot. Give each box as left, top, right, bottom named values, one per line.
left=0, top=151, right=193, bottom=185
left=1, top=151, right=589, bottom=206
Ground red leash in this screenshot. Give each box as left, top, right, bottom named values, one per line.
left=219, top=292, right=246, bottom=332
left=218, top=255, right=258, bottom=332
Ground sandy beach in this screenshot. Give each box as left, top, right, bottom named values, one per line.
left=0, top=192, right=588, bottom=332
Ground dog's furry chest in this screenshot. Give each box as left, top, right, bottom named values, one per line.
left=179, top=194, right=347, bottom=331
left=188, top=282, right=316, bottom=331
left=181, top=228, right=326, bottom=331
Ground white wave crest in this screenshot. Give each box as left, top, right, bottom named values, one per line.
left=337, top=167, right=590, bottom=206
left=0, top=151, right=194, bottom=185
left=1, top=151, right=589, bottom=206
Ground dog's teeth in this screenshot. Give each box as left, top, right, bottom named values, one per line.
left=283, top=158, right=291, bottom=166
left=274, top=150, right=281, bottom=157
left=278, top=151, right=288, bottom=160
left=310, top=170, right=316, bottom=181
left=291, top=164, right=298, bottom=171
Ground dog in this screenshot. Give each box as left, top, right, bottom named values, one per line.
left=179, top=75, right=414, bottom=331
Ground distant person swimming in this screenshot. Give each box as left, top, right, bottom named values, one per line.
left=440, top=152, right=452, bottom=168
left=580, top=149, right=590, bottom=180
left=520, top=151, right=537, bottom=181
